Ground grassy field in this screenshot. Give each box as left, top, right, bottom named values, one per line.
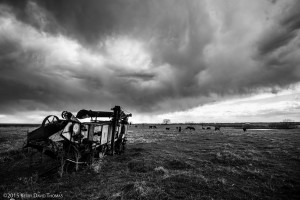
left=0, top=125, right=299, bottom=199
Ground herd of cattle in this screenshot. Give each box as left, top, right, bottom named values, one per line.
left=135, top=125, right=222, bottom=131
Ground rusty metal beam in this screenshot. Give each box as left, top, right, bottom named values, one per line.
left=110, top=106, right=120, bottom=155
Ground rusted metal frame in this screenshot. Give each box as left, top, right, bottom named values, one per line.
left=110, top=106, right=121, bottom=155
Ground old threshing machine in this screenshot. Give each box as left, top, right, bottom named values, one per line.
left=24, top=106, right=132, bottom=173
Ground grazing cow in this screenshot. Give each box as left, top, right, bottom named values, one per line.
left=178, top=126, right=182, bottom=132
left=242, top=123, right=250, bottom=132
left=215, top=126, right=220, bottom=131
left=186, top=126, right=195, bottom=131
left=166, top=128, right=170, bottom=130
left=206, top=127, right=211, bottom=130
left=149, top=126, right=153, bottom=129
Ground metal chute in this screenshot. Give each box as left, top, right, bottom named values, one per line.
left=76, top=110, right=114, bottom=119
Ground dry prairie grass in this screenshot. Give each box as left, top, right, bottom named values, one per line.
left=0, top=125, right=299, bottom=199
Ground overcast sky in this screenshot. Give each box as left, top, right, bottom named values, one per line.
left=0, top=0, right=299, bottom=123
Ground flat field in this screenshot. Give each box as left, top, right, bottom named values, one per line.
left=0, top=125, right=299, bottom=200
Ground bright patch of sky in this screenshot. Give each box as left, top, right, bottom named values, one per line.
left=133, top=84, right=300, bottom=123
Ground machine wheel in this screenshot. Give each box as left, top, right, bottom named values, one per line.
left=61, top=111, right=73, bottom=120
left=42, top=115, right=59, bottom=127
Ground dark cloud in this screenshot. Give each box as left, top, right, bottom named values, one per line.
left=118, top=72, right=156, bottom=81
left=0, top=0, right=300, bottom=119
left=257, top=0, right=300, bottom=55
left=253, top=0, right=300, bottom=89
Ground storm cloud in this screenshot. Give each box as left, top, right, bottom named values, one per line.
left=0, top=0, right=299, bottom=117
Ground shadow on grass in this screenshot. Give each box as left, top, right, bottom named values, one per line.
left=164, top=159, right=193, bottom=170
left=127, top=159, right=153, bottom=173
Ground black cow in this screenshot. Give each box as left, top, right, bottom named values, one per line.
left=149, top=126, right=153, bottom=129
left=186, top=126, right=195, bottom=131
left=166, top=128, right=170, bottom=130
left=206, top=127, right=211, bottom=130
left=215, top=126, right=220, bottom=131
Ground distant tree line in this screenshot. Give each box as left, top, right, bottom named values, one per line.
left=269, top=120, right=297, bottom=129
